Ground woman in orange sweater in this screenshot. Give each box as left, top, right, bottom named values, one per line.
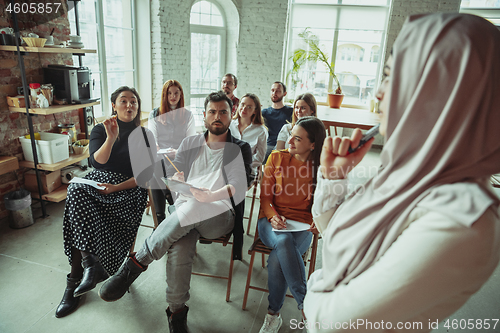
left=257, top=116, right=326, bottom=333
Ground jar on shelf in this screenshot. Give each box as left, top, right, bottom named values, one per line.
left=58, top=123, right=77, bottom=143
left=40, top=84, right=53, bottom=106
left=29, top=83, right=41, bottom=108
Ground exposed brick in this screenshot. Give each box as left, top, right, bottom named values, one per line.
left=0, top=59, right=17, bottom=69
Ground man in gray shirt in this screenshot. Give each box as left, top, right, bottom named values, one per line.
left=99, top=91, right=252, bottom=333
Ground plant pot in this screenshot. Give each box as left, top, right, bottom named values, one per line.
left=327, top=93, right=344, bottom=108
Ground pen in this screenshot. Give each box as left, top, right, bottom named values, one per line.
left=164, top=154, right=180, bottom=173
left=270, top=204, right=286, bottom=225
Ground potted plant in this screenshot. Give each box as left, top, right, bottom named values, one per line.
left=288, top=28, right=344, bottom=108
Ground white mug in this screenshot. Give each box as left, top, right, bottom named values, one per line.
left=45, top=36, right=54, bottom=44
left=69, top=34, right=82, bottom=43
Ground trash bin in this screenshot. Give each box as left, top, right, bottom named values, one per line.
left=3, top=189, right=34, bottom=229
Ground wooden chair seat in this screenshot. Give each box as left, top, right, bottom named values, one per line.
left=131, top=187, right=159, bottom=253
left=242, top=230, right=319, bottom=310
left=244, top=166, right=263, bottom=235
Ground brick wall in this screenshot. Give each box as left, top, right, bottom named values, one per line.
left=236, top=0, right=288, bottom=108
left=0, top=0, right=77, bottom=221
left=151, top=0, right=192, bottom=109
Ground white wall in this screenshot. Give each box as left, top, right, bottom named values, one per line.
left=236, top=0, right=289, bottom=107
left=150, top=0, right=193, bottom=109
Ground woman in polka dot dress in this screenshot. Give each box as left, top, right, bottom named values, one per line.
left=55, top=86, right=150, bottom=318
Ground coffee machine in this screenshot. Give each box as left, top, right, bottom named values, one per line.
left=43, top=65, right=98, bottom=104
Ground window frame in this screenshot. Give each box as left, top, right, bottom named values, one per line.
left=189, top=0, right=227, bottom=126
left=69, top=0, right=138, bottom=118
left=284, top=1, right=391, bottom=108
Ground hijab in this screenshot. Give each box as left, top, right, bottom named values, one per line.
left=310, top=13, right=500, bottom=292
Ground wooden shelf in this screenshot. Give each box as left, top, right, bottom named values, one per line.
left=19, top=151, right=89, bottom=172
left=0, top=156, right=19, bottom=176
left=9, top=101, right=100, bottom=115
left=31, top=184, right=68, bottom=202
left=0, top=45, right=96, bottom=54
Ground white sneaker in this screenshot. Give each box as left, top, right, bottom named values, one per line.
left=259, top=313, right=283, bottom=333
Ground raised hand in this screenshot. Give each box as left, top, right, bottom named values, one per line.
left=102, top=116, right=119, bottom=142
left=320, top=128, right=374, bottom=180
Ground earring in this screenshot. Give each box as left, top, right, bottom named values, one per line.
left=310, top=149, right=314, bottom=151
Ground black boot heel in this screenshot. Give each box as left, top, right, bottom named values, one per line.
left=73, top=254, right=109, bottom=297
left=55, top=274, right=81, bottom=318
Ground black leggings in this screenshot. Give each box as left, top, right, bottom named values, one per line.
left=151, top=187, right=174, bottom=222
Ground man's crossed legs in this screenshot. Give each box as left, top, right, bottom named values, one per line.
left=99, top=199, right=234, bottom=332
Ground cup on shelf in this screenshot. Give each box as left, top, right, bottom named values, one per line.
left=45, top=36, right=54, bottom=45
left=69, top=35, right=82, bottom=43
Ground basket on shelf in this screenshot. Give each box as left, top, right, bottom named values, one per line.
left=72, top=139, right=89, bottom=155
left=22, top=37, right=47, bottom=47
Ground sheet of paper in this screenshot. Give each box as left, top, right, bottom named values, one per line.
left=157, top=148, right=175, bottom=155
left=161, top=177, right=205, bottom=197
left=272, top=219, right=311, bottom=232
left=69, top=177, right=105, bottom=190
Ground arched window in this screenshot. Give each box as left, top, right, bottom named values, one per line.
left=190, top=1, right=226, bottom=127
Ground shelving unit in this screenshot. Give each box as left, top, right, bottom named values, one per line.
left=0, top=45, right=96, bottom=54
left=0, top=156, right=19, bottom=176
left=2, top=11, right=98, bottom=216
left=19, top=151, right=90, bottom=172
left=30, top=184, right=69, bottom=203
left=9, top=101, right=100, bottom=115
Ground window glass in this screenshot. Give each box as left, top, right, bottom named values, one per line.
left=69, top=0, right=136, bottom=117
left=294, top=0, right=388, bottom=4
left=190, top=0, right=224, bottom=27
left=191, top=33, right=222, bottom=95
left=190, top=1, right=226, bottom=127
left=69, top=0, right=102, bottom=116
left=460, top=0, right=500, bottom=7
left=286, top=1, right=389, bottom=106
left=188, top=97, right=207, bottom=128
left=460, top=2, right=500, bottom=27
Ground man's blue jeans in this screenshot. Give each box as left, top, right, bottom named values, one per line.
left=257, top=217, right=313, bottom=313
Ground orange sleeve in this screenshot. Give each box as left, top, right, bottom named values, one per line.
left=260, top=152, right=279, bottom=220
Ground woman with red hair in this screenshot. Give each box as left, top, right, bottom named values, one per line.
left=148, top=80, right=196, bottom=222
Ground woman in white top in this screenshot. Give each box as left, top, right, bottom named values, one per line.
left=148, top=80, right=196, bottom=156
left=303, top=13, right=500, bottom=333
left=148, top=80, right=196, bottom=221
left=275, top=93, right=316, bottom=150
left=229, top=93, right=268, bottom=177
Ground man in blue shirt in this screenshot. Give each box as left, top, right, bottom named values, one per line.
left=261, top=81, right=293, bottom=163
